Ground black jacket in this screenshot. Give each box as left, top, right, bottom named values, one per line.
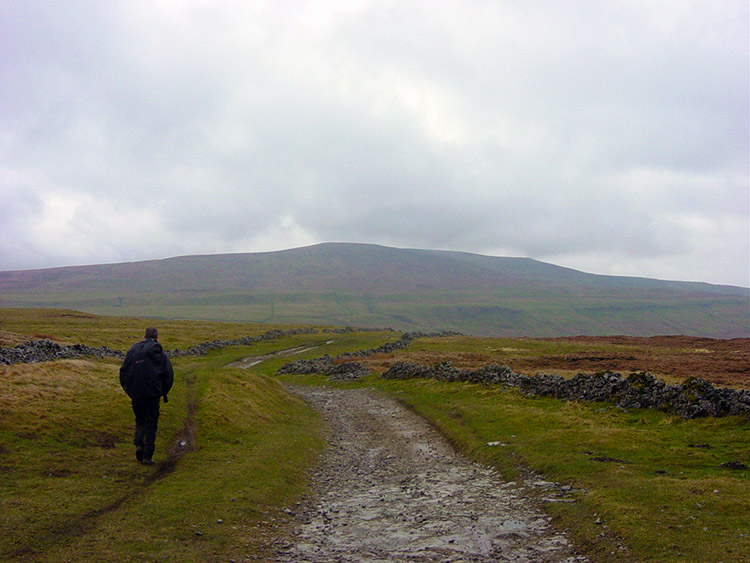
left=119, top=338, right=174, bottom=402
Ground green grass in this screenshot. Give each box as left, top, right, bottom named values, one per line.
left=4, top=281, right=747, bottom=337
left=0, top=357, right=174, bottom=556
left=0, top=321, right=320, bottom=561
left=0, top=307, right=340, bottom=349
left=39, top=351, right=324, bottom=562
left=2, top=308, right=749, bottom=562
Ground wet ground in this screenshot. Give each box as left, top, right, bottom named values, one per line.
left=274, top=386, right=587, bottom=562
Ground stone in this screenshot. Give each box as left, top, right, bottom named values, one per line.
left=720, top=461, right=748, bottom=470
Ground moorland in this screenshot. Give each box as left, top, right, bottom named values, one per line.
left=0, top=308, right=748, bottom=562
left=1, top=243, right=748, bottom=338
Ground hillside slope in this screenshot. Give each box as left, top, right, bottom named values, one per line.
left=1, top=243, right=747, bottom=337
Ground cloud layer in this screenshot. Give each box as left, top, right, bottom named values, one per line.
left=2, top=1, right=748, bottom=286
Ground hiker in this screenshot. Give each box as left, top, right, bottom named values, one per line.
left=119, top=327, right=174, bottom=465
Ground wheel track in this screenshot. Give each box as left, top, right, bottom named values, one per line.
left=3, top=374, right=198, bottom=560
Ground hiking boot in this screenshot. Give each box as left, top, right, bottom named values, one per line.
left=135, top=447, right=144, bottom=462
left=141, top=458, right=155, bottom=466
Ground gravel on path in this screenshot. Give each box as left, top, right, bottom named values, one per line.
left=274, top=386, right=587, bottom=562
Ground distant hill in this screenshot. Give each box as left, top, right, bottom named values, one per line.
left=1, top=243, right=747, bottom=337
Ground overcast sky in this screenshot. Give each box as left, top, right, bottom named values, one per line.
left=1, top=1, right=748, bottom=287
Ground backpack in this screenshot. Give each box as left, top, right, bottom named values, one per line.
left=120, top=340, right=165, bottom=401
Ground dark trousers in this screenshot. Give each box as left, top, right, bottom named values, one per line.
left=132, top=397, right=160, bottom=460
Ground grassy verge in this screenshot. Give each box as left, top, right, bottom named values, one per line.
left=0, top=348, right=323, bottom=562
left=0, top=357, right=159, bottom=557
left=38, top=351, right=325, bottom=562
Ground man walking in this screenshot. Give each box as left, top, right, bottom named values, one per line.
left=119, top=327, right=174, bottom=465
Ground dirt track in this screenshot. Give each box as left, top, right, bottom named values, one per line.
left=274, top=386, right=587, bottom=562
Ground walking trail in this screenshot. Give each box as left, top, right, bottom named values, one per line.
left=273, top=386, right=588, bottom=562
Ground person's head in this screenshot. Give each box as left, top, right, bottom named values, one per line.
left=145, top=327, right=158, bottom=341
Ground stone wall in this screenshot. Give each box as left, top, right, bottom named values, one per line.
left=0, top=327, right=318, bottom=365
left=277, top=355, right=370, bottom=381
left=0, top=339, right=124, bottom=365
left=339, top=331, right=462, bottom=359
left=382, top=361, right=750, bottom=419
left=277, top=331, right=462, bottom=381
left=167, top=328, right=317, bottom=358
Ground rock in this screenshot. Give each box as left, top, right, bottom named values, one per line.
left=531, top=480, right=556, bottom=488
left=0, top=328, right=320, bottom=365
left=169, top=328, right=318, bottom=358
left=590, top=456, right=626, bottom=463
left=328, top=361, right=370, bottom=381
left=376, top=360, right=750, bottom=419
left=278, top=356, right=335, bottom=375
left=277, top=356, right=371, bottom=381
left=720, top=461, right=748, bottom=470
left=0, top=339, right=124, bottom=364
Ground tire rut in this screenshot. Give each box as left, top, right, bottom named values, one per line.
left=3, top=375, right=198, bottom=561
left=275, top=386, right=587, bottom=562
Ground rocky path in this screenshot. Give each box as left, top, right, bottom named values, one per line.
left=274, top=386, right=587, bottom=562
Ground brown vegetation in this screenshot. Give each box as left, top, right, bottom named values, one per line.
left=359, top=336, right=750, bottom=389
left=532, top=336, right=750, bottom=387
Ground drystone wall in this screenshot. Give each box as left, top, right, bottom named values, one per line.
left=167, top=328, right=317, bottom=358
left=277, top=355, right=370, bottom=381
left=0, top=339, right=124, bottom=365
left=339, top=331, right=462, bottom=359
left=321, top=327, right=390, bottom=334
left=277, top=331, right=462, bottom=381
left=0, top=328, right=457, bottom=367
left=382, top=361, right=750, bottom=419
left=0, top=328, right=318, bottom=365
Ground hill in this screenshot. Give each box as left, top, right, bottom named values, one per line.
left=0, top=242, right=747, bottom=337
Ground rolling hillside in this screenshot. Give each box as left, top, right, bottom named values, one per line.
left=1, top=243, right=747, bottom=337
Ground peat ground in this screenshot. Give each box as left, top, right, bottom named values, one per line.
left=355, top=335, right=750, bottom=389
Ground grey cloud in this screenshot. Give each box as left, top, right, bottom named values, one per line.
left=0, top=1, right=747, bottom=285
